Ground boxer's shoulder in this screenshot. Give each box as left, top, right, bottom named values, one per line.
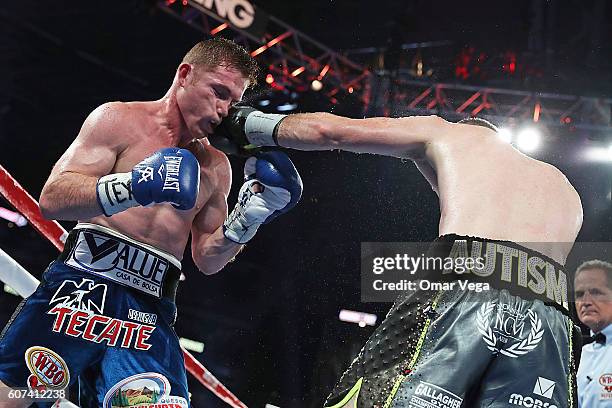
left=83, top=101, right=144, bottom=139
left=534, top=160, right=583, bottom=211
left=75, top=102, right=134, bottom=153
left=522, top=154, right=577, bottom=192
left=443, top=120, right=497, bottom=145
left=90, top=100, right=157, bottom=126
left=87, top=101, right=134, bottom=123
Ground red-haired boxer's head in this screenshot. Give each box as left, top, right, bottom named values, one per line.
left=175, top=38, right=259, bottom=141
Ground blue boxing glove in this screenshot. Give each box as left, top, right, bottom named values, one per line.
left=223, top=151, right=303, bottom=243
left=96, top=148, right=200, bottom=216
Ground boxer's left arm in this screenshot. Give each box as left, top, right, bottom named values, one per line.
left=191, top=151, right=303, bottom=275
left=190, top=160, right=243, bottom=275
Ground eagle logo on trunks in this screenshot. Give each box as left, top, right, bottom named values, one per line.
left=103, top=372, right=188, bottom=408
left=47, top=279, right=154, bottom=350
left=50, top=278, right=107, bottom=314
left=24, top=346, right=70, bottom=391
left=476, top=300, right=544, bottom=358
left=65, top=229, right=169, bottom=297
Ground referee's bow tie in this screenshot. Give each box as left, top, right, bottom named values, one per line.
left=583, top=332, right=606, bottom=345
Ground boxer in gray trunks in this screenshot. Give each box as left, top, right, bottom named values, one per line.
left=326, top=234, right=578, bottom=408
left=211, top=112, right=584, bottom=407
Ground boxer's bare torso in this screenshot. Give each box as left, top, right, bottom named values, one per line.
left=39, top=64, right=249, bottom=266
left=418, top=121, right=582, bottom=264
left=278, top=115, right=583, bottom=264
left=1, top=45, right=255, bottom=408
left=84, top=102, right=230, bottom=259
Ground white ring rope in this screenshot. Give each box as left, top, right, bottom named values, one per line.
left=0, top=247, right=39, bottom=298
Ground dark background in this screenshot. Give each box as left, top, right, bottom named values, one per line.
left=0, top=1, right=611, bottom=407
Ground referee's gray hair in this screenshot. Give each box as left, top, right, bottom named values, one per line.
left=575, top=259, right=612, bottom=289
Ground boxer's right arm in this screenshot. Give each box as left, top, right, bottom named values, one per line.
left=211, top=106, right=451, bottom=159
left=40, top=103, right=127, bottom=220
left=276, top=113, right=450, bottom=158
left=41, top=103, right=200, bottom=220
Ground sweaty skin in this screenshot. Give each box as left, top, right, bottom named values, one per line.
left=39, top=64, right=250, bottom=271
left=276, top=114, right=583, bottom=264
left=0, top=64, right=249, bottom=407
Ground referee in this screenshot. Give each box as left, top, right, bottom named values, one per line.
left=575, top=260, right=612, bottom=407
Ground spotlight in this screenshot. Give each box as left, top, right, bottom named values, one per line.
left=497, top=127, right=513, bottom=144
left=311, top=79, right=323, bottom=91
left=608, top=144, right=612, bottom=160
left=265, top=74, right=274, bottom=84
left=516, top=128, right=541, bottom=152
left=258, top=99, right=271, bottom=107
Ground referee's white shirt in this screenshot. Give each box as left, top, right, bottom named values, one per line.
left=577, top=324, right=612, bottom=407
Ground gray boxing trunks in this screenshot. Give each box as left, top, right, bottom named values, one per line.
left=325, top=235, right=581, bottom=408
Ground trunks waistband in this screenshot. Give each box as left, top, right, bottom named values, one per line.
left=427, top=234, right=570, bottom=315
left=57, top=223, right=181, bottom=301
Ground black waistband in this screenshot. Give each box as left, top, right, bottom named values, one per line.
left=425, top=234, right=571, bottom=317
left=57, top=227, right=181, bottom=302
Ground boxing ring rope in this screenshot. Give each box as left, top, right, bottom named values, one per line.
left=0, top=164, right=247, bottom=408
left=0, top=165, right=67, bottom=251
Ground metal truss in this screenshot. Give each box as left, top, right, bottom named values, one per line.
left=157, top=1, right=610, bottom=133
left=157, top=0, right=370, bottom=105
left=367, top=77, right=612, bottom=133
